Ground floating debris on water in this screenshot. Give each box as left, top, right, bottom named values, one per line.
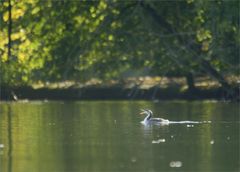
left=227, top=136, right=230, bottom=140
left=169, top=161, right=182, bottom=168
left=152, top=139, right=165, bottom=144
left=131, top=157, right=137, bottom=163
left=170, top=135, right=174, bottom=138
left=44, top=99, right=48, bottom=102
left=187, top=124, right=194, bottom=127
left=0, top=144, right=4, bottom=148
left=210, top=140, right=214, bottom=144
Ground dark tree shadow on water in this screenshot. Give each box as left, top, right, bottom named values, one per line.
left=7, top=104, right=12, bottom=172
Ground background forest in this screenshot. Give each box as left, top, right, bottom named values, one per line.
left=0, top=0, right=239, bottom=96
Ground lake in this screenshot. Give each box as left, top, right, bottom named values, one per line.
left=0, top=100, right=239, bottom=172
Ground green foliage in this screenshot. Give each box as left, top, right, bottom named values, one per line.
left=0, top=0, right=239, bottom=86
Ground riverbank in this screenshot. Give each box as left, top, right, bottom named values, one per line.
left=1, top=76, right=239, bottom=101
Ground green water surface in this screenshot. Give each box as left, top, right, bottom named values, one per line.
left=0, top=101, right=239, bottom=172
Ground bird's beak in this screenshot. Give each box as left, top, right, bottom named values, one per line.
left=139, top=109, right=145, bottom=115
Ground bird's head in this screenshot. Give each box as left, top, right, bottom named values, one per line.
left=139, top=109, right=153, bottom=116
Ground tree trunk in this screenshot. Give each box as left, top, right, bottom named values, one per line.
left=200, top=59, right=230, bottom=89
left=186, top=73, right=196, bottom=91
left=8, top=0, right=12, bottom=61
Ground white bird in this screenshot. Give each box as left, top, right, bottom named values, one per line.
left=140, top=109, right=169, bottom=125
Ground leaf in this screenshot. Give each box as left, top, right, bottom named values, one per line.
left=3, top=11, right=9, bottom=22
left=31, top=7, right=40, bottom=15
left=108, top=35, right=114, bottom=41
left=12, top=9, right=25, bottom=20
left=201, top=41, right=210, bottom=52
left=22, top=76, right=28, bottom=82
left=18, top=52, right=26, bottom=62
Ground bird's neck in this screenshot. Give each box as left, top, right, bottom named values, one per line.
left=144, top=113, right=151, bottom=122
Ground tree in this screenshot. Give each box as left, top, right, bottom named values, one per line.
left=0, top=0, right=238, bottom=94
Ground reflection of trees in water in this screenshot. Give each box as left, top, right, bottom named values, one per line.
left=7, top=104, right=12, bottom=172
left=0, top=101, right=238, bottom=171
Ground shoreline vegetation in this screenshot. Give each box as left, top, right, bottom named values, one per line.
left=1, top=1, right=239, bottom=102
left=1, top=76, right=239, bottom=101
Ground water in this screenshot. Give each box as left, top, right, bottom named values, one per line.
left=0, top=100, right=239, bottom=172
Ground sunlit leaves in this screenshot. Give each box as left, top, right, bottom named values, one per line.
left=31, top=6, right=40, bottom=15
left=0, top=0, right=238, bottom=86
left=3, top=11, right=9, bottom=22
left=194, top=9, right=205, bottom=24
left=111, top=21, right=122, bottom=29
left=196, top=29, right=212, bottom=42
left=108, top=35, right=114, bottom=41
left=99, top=1, right=108, bottom=10
left=0, top=0, right=46, bottom=85
left=196, top=28, right=212, bottom=51
left=3, top=3, right=26, bottom=22
left=11, top=29, right=26, bottom=41
left=186, top=0, right=194, bottom=4
left=74, top=16, right=84, bottom=26
left=201, top=41, right=210, bottom=52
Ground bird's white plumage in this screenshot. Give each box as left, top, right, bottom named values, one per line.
left=140, top=109, right=169, bottom=125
